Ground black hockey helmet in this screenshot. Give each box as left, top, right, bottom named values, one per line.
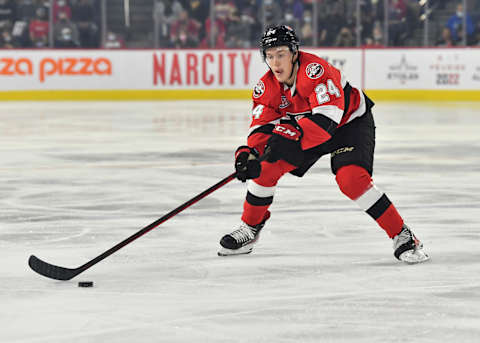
left=260, top=25, right=300, bottom=59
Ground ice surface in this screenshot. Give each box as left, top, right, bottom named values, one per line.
left=1, top=100, right=480, bottom=343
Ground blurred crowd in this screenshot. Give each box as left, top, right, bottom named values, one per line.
left=155, top=0, right=480, bottom=48
left=0, top=0, right=479, bottom=49
left=0, top=0, right=108, bottom=48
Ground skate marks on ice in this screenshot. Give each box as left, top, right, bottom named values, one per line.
left=1, top=101, right=480, bottom=343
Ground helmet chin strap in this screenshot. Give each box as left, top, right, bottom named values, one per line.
left=287, top=52, right=299, bottom=80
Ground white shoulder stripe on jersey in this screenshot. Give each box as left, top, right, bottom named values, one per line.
left=340, top=71, right=347, bottom=88
left=311, top=105, right=343, bottom=124
left=355, top=184, right=384, bottom=211
left=346, top=89, right=366, bottom=123
left=247, top=180, right=276, bottom=198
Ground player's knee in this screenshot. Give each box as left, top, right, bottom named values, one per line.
left=256, top=160, right=295, bottom=187
left=335, top=165, right=372, bottom=200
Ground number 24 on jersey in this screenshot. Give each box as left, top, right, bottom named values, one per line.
left=315, top=79, right=340, bottom=104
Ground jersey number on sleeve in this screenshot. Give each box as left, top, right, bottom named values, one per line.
left=315, top=79, right=341, bottom=105
left=252, top=104, right=264, bottom=119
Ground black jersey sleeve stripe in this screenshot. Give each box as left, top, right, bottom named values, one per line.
left=343, top=82, right=352, bottom=117
left=304, top=113, right=337, bottom=135
left=248, top=124, right=275, bottom=138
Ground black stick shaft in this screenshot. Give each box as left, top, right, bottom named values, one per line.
left=74, top=172, right=236, bottom=274
left=30, top=151, right=271, bottom=280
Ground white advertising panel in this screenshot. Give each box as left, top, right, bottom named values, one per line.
left=365, top=48, right=480, bottom=90
left=1, top=50, right=119, bottom=90
left=152, top=50, right=259, bottom=89
left=304, top=48, right=363, bottom=88
left=0, top=49, right=262, bottom=90
left=2, top=48, right=479, bottom=94
left=0, top=49, right=362, bottom=91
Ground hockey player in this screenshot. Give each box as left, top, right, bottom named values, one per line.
left=218, top=25, right=430, bottom=264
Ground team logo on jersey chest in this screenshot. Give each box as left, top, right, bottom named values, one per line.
left=253, top=80, right=265, bottom=98
left=306, top=62, right=324, bottom=79
left=279, top=95, right=290, bottom=109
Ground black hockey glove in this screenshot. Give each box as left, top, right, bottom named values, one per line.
left=235, top=145, right=261, bottom=182
left=266, top=123, right=304, bottom=166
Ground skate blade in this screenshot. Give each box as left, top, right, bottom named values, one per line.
left=217, top=246, right=253, bottom=257
left=399, top=248, right=430, bottom=264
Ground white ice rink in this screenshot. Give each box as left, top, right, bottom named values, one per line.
left=1, top=100, right=479, bottom=343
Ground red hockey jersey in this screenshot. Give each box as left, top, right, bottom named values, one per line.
left=248, top=51, right=371, bottom=152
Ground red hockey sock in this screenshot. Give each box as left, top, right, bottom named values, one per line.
left=336, top=165, right=404, bottom=238
left=241, top=201, right=270, bottom=226
left=375, top=204, right=404, bottom=238
left=240, top=160, right=295, bottom=226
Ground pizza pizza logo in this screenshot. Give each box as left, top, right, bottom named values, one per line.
left=253, top=80, right=265, bottom=98
left=306, top=62, right=324, bottom=79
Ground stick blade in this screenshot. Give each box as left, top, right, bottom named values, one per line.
left=28, top=255, right=79, bottom=281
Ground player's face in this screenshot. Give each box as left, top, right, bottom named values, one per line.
left=265, top=46, right=296, bottom=84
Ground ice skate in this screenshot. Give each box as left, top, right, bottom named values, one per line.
left=393, top=224, right=430, bottom=264
left=218, top=212, right=270, bottom=256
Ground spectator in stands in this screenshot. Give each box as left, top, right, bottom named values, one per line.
left=282, top=0, right=304, bottom=23
left=436, top=27, right=456, bottom=47
left=225, top=7, right=253, bottom=48
left=172, top=26, right=198, bottom=48
left=185, top=0, right=210, bottom=44
left=170, top=10, right=200, bottom=48
left=369, top=0, right=384, bottom=23
left=476, top=19, right=480, bottom=46
left=35, top=0, right=51, bottom=19
left=54, top=10, right=79, bottom=47
left=363, top=36, right=384, bottom=48
left=0, top=0, right=14, bottom=29
left=299, top=10, right=313, bottom=46
left=315, top=2, right=345, bottom=46
left=263, top=0, right=282, bottom=28
left=388, top=0, right=408, bottom=45
left=425, top=0, right=449, bottom=11
left=202, top=10, right=226, bottom=48
left=282, top=9, right=299, bottom=33
left=29, top=6, right=48, bottom=47
left=240, top=0, right=261, bottom=47
left=317, top=24, right=328, bottom=47
left=12, top=0, right=36, bottom=47
left=446, top=3, right=475, bottom=45
left=15, top=0, right=36, bottom=21
left=0, top=28, right=13, bottom=48
left=186, top=0, right=210, bottom=23
left=316, top=9, right=330, bottom=47
left=72, top=0, right=98, bottom=47
left=404, top=0, right=421, bottom=45
left=214, top=0, right=235, bottom=22
left=372, top=20, right=384, bottom=46
left=102, top=31, right=125, bottom=49
left=53, top=0, right=71, bottom=23
left=389, top=0, right=407, bottom=19
left=153, top=0, right=171, bottom=47
left=334, top=26, right=355, bottom=47
left=360, top=5, right=375, bottom=45
left=169, top=0, right=185, bottom=23
left=11, top=20, right=29, bottom=47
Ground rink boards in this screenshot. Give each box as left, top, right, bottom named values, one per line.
left=1, top=48, right=479, bottom=101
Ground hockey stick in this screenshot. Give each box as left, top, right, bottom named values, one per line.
left=28, top=172, right=237, bottom=281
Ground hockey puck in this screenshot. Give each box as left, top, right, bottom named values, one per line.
left=78, top=281, right=94, bottom=288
